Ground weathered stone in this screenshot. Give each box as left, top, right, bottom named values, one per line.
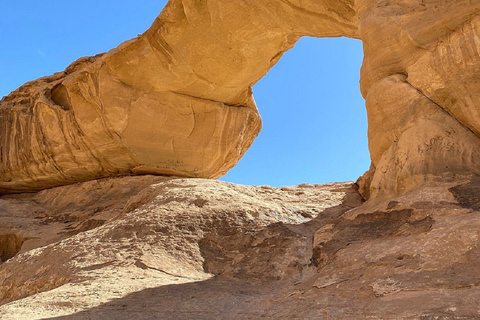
left=3, top=2, right=480, bottom=318
left=2, top=0, right=480, bottom=200
left=3, top=1, right=480, bottom=199
left=1, top=176, right=480, bottom=319
left=0, top=0, right=357, bottom=194
left=358, top=0, right=480, bottom=199
left=0, top=177, right=353, bottom=311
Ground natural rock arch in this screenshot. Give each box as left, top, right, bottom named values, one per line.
left=222, top=36, right=368, bottom=186
left=1, top=0, right=480, bottom=200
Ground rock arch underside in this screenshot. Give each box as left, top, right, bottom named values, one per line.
left=2, top=0, right=479, bottom=200
left=4, top=1, right=480, bottom=318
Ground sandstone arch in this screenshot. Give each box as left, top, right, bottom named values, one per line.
left=1, top=0, right=480, bottom=200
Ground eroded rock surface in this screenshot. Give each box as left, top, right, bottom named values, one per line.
left=0, top=0, right=357, bottom=194
left=359, top=0, right=480, bottom=199
left=2, top=2, right=480, bottom=318
left=0, top=175, right=173, bottom=253
left=0, top=177, right=355, bottom=316
left=2, top=0, right=480, bottom=199
left=1, top=176, right=480, bottom=319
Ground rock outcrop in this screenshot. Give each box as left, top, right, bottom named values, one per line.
left=2, top=2, right=480, bottom=318
left=0, top=0, right=357, bottom=194
left=2, top=176, right=480, bottom=319
left=2, top=0, right=480, bottom=200
left=359, top=0, right=480, bottom=199
left=2, top=1, right=480, bottom=199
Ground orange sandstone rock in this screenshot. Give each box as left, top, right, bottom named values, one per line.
left=2, top=0, right=480, bottom=201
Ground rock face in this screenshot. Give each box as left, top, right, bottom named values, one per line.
left=2, top=176, right=480, bottom=319
left=0, top=0, right=357, bottom=194
left=2, top=2, right=480, bottom=319
left=0, top=175, right=172, bottom=256
left=359, top=0, right=480, bottom=199
left=2, top=1, right=480, bottom=198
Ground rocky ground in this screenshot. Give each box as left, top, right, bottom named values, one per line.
left=1, top=174, right=480, bottom=319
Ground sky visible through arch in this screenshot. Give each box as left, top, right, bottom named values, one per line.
left=0, top=0, right=370, bottom=187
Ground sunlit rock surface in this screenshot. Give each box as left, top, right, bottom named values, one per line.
left=358, top=0, right=480, bottom=199
left=0, top=0, right=357, bottom=194
left=2, top=176, right=480, bottom=319
left=2, top=0, right=480, bottom=199
left=2, top=1, right=480, bottom=318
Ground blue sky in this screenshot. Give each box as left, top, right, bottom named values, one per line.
left=1, top=1, right=370, bottom=187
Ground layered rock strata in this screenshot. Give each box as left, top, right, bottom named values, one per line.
left=358, top=0, right=480, bottom=199
left=0, top=0, right=357, bottom=194
left=1, top=0, right=480, bottom=199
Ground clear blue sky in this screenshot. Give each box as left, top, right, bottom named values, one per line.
left=0, top=1, right=370, bottom=187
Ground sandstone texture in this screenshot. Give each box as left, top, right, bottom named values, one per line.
left=3, top=1, right=480, bottom=318
left=359, top=0, right=480, bottom=199
left=0, top=0, right=357, bottom=194
left=2, top=1, right=480, bottom=199
left=1, top=176, right=480, bottom=319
